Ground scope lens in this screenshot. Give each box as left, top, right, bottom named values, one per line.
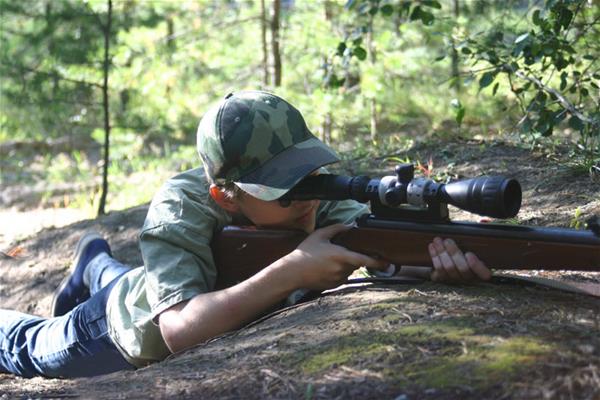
left=502, top=178, right=521, bottom=218
left=441, top=176, right=522, bottom=218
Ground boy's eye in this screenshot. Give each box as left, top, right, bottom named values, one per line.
left=277, top=171, right=319, bottom=208
left=278, top=198, right=291, bottom=208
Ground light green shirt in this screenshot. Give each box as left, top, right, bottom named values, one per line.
left=106, top=168, right=369, bottom=367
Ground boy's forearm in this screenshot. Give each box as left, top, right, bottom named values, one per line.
left=158, top=257, right=299, bottom=353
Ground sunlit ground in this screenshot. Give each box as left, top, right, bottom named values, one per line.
left=0, top=207, right=92, bottom=250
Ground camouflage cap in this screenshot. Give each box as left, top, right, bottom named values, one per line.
left=196, top=90, right=339, bottom=201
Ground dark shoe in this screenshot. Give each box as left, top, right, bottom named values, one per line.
left=51, top=232, right=112, bottom=317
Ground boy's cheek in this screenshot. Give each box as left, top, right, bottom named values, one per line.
left=298, top=210, right=318, bottom=234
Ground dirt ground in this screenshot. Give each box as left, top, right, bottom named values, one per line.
left=1, top=138, right=599, bottom=399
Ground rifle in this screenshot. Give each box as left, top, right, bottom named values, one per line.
left=212, top=164, right=600, bottom=290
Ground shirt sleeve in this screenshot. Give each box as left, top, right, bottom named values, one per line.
left=139, top=178, right=231, bottom=321
left=140, top=224, right=215, bottom=320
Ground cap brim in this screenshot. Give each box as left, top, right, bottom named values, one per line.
left=234, top=137, right=339, bottom=201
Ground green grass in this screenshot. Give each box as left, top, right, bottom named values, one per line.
left=98, top=144, right=199, bottom=213
left=0, top=137, right=199, bottom=214
left=278, top=314, right=553, bottom=392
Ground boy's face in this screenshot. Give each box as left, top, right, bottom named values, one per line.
left=235, top=194, right=320, bottom=234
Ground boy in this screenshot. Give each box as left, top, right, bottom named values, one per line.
left=0, top=91, right=490, bottom=378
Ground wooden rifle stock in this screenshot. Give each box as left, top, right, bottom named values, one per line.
left=212, top=227, right=305, bottom=290
left=212, top=216, right=600, bottom=290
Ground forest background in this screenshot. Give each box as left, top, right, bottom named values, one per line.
left=0, top=0, right=598, bottom=246
left=1, top=1, right=600, bottom=398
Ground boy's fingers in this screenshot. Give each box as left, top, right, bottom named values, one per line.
left=466, top=252, right=492, bottom=281
left=443, top=239, right=476, bottom=281
left=313, top=223, right=352, bottom=240
left=433, top=238, right=461, bottom=281
left=429, top=242, right=447, bottom=281
left=325, top=239, right=389, bottom=269
left=340, top=249, right=389, bottom=270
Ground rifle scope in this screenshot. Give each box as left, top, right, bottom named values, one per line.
left=281, top=164, right=522, bottom=219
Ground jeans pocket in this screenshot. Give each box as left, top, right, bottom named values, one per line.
left=86, top=315, right=108, bottom=340
left=72, top=298, right=109, bottom=340
left=74, top=277, right=119, bottom=340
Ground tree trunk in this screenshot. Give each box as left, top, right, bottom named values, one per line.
left=166, top=17, right=175, bottom=62
left=451, top=0, right=461, bottom=93
left=260, top=0, right=269, bottom=86
left=370, top=98, right=377, bottom=142
left=271, top=0, right=282, bottom=87
left=324, top=0, right=333, bottom=21
left=393, top=10, right=402, bottom=37
left=367, top=15, right=377, bottom=142
left=322, top=112, right=332, bottom=145
left=166, top=16, right=175, bottom=97
left=98, top=0, right=112, bottom=216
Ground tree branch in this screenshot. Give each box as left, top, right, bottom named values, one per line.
left=0, top=62, right=103, bottom=89
left=505, top=64, right=597, bottom=125
left=84, top=2, right=106, bottom=30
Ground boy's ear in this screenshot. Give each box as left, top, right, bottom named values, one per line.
left=209, top=185, right=240, bottom=213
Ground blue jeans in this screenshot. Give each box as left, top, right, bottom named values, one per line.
left=0, top=253, right=135, bottom=378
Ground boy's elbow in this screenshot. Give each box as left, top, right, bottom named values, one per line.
left=158, top=302, right=191, bottom=353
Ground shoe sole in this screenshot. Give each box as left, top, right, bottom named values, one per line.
left=51, top=232, right=105, bottom=317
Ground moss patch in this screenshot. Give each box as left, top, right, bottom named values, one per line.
left=301, top=340, right=392, bottom=374
left=404, top=335, right=551, bottom=389
left=284, top=315, right=554, bottom=394
left=395, top=319, right=477, bottom=342
left=289, top=317, right=480, bottom=375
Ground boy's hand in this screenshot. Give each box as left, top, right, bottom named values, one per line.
left=428, top=237, right=492, bottom=282
left=284, top=224, right=390, bottom=291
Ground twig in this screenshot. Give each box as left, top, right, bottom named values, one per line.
left=0, top=62, right=103, bottom=89
left=507, top=72, right=527, bottom=114
left=506, top=64, right=597, bottom=124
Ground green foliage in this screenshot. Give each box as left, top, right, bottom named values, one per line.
left=1, top=0, right=598, bottom=213
left=0, top=0, right=102, bottom=139
left=457, top=0, right=599, bottom=165
left=0, top=0, right=168, bottom=141
left=569, top=207, right=584, bottom=230
left=450, top=99, right=465, bottom=128
left=337, top=0, right=443, bottom=70
left=336, top=0, right=598, bottom=167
